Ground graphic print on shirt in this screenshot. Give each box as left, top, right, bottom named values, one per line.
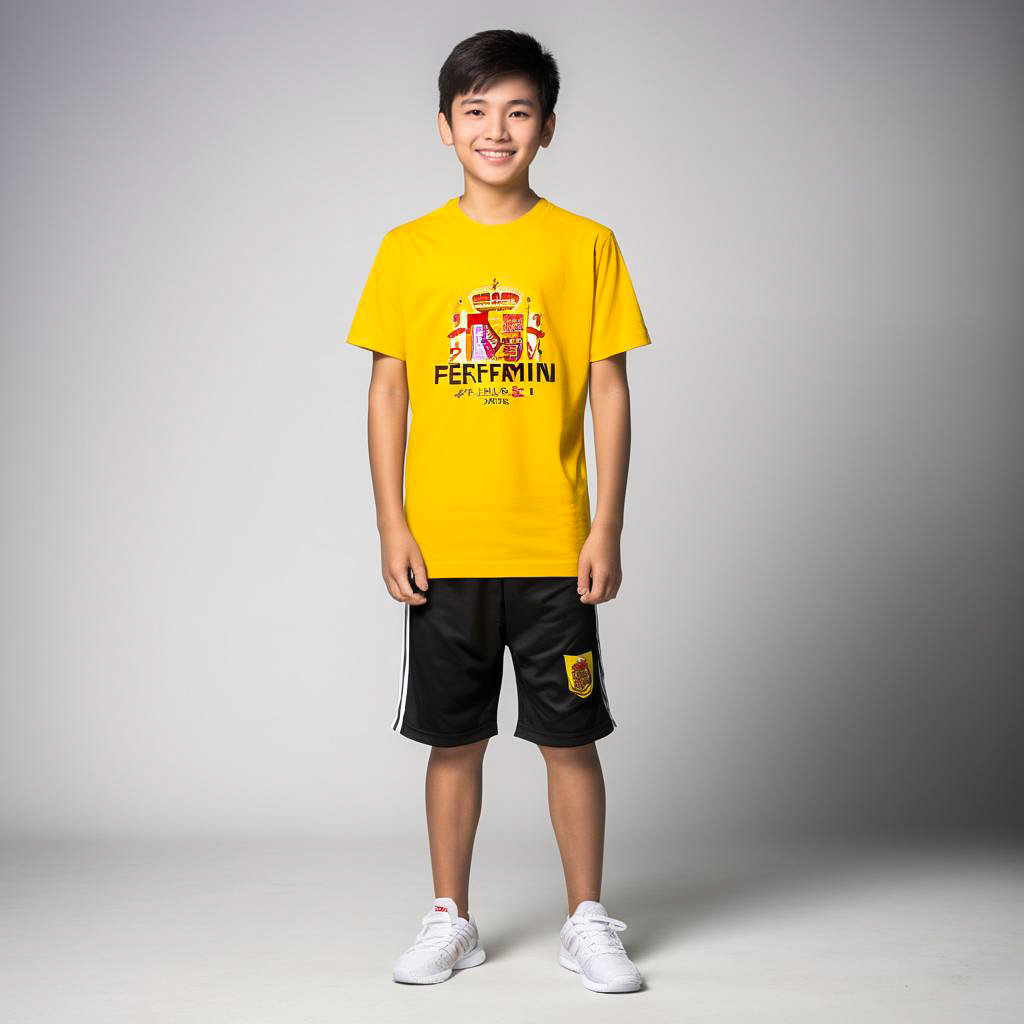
left=436, top=277, right=556, bottom=405
left=564, top=651, right=595, bottom=699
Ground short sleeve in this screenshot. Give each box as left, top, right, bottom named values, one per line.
left=589, top=229, right=652, bottom=362
left=345, top=230, right=405, bottom=360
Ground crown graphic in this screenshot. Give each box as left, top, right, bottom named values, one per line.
left=471, top=277, right=521, bottom=313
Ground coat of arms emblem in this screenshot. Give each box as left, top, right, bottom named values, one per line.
left=564, top=652, right=594, bottom=699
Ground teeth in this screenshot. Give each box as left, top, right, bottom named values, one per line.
left=479, top=150, right=514, bottom=157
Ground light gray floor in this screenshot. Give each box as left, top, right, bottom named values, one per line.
left=1, top=836, right=1021, bottom=1023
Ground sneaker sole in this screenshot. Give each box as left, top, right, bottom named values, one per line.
left=393, top=944, right=486, bottom=984
left=559, top=948, right=643, bottom=993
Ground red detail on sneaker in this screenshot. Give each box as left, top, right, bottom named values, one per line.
left=433, top=904, right=449, bottom=913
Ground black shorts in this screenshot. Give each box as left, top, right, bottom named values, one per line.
left=391, top=576, right=617, bottom=748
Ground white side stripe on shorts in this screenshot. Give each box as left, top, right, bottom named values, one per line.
left=392, top=603, right=411, bottom=732
left=593, top=605, right=617, bottom=727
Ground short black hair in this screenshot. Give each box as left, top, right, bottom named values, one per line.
left=438, top=29, right=560, bottom=129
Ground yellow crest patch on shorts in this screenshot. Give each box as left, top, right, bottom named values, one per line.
left=564, top=651, right=594, bottom=699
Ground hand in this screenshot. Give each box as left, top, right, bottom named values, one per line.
left=380, top=522, right=429, bottom=604
left=577, top=521, right=623, bottom=604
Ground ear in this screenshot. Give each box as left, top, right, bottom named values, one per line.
left=541, top=110, right=556, bottom=147
left=438, top=110, right=453, bottom=145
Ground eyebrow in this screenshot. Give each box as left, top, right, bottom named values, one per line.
left=459, top=97, right=536, bottom=108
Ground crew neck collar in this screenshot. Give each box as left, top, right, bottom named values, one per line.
left=443, top=194, right=551, bottom=231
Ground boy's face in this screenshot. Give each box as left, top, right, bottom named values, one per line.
left=439, top=74, right=554, bottom=188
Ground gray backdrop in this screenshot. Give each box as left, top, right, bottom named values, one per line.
left=1, top=0, right=1021, bottom=849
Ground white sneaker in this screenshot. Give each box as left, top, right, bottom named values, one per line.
left=392, top=897, right=486, bottom=984
left=559, top=899, right=644, bottom=992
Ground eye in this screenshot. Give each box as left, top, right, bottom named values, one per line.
left=464, top=108, right=529, bottom=118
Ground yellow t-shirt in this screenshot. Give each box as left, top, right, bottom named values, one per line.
left=345, top=196, right=652, bottom=578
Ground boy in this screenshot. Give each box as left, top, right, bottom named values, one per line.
left=345, top=29, right=652, bottom=994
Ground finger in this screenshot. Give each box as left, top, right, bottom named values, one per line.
left=588, top=570, right=610, bottom=603
left=577, top=563, right=591, bottom=596
left=383, top=573, right=402, bottom=602
left=404, top=566, right=428, bottom=602
left=393, top=566, right=425, bottom=605
left=403, top=566, right=428, bottom=604
left=411, top=561, right=429, bottom=593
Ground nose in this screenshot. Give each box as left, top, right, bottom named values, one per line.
left=485, top=116, right=510, bottom=142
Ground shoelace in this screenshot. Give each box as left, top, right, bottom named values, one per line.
left=408, top=910, right=460, bottom=951
left=575, top=913, right=628, bottom=954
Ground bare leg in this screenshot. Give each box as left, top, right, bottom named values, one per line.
left=425, top=737, right=489, bottom=919
left=538, top=741, right=606, bottom=917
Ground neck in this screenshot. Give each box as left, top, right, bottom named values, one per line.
left=457, top=182, right=539, bottom=225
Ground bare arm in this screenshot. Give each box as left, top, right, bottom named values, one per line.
left=578, top=352, right=632, bottom=603
left=365, top=352, right=428, bottom=604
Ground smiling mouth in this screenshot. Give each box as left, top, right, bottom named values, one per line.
left=476, top=149, right=516, bottom=162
